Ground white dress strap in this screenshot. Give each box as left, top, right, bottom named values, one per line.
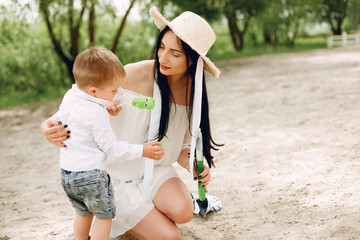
left=143, top=79, right=161, bottom=185
left=189, top=57, right=204, bottom=179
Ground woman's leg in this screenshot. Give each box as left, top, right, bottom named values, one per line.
left=128, top=208, right=181, bottom=240
left=153, top=177, right=193, bottom=223
left=128, top=178, right=193, bottom=240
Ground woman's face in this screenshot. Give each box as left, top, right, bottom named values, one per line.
left=157, top=30, right=188, bottom=78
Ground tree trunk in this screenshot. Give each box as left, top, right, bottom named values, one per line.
left=270, top=34, right=277, bottom=47
left=225, top=10, right=249, bottom=51
left=225, top=13, right=240, bottom=50
left=264, top=31, right=271, bottom=44
left=335, top=19, right=343, bottom=35
left=237, top=20, right=249, bottom=50
left=249, top=31, right=257, bottom=46
left=69, top=2, right=86, bottom=60
left=89, top=1, right=95, bottom=44
left=285, top=20, right=299, bottom=47
left=111, top=0, right=136, bottom=53
left=228, top=22, right=239, bottom=50
left=40, top=2, right=74, bottom=82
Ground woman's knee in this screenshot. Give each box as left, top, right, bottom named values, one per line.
left=169, top=201, right=193, bottom=223
left=154, top=177, right=194, bottom=223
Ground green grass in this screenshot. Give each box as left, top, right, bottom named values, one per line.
left=0, top=87, right=68, bottom=110
left=208, top=35, right=328, bottom=61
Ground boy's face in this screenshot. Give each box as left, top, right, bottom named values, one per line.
left=94, top=76, right=122, bottom=101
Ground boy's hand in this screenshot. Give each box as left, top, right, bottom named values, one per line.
left=142, top=142, right=164, bottom=160
left=107, top=101, right=122, bottom=116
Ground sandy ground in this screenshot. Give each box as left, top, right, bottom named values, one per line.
left=1, top=45, right=360, bottom=240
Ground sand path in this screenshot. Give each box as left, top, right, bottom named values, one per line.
left=1, top=45, right=360, bottom=239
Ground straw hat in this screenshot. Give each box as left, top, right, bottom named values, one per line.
left=150, top=7, right=220, bottom=78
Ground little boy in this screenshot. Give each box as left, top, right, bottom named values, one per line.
left=58, top=46, right=164, bottom=240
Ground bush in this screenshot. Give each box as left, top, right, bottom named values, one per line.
left=0, top=18, right=70, bottom=108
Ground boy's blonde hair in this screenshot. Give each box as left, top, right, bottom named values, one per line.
left=73, top=46, right=126, bottom=89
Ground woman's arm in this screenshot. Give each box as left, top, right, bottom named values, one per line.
left=40, top=114, right=70, bottom=147
left=177, top=129, right=211, bottom=190
left=177, top=148, right=190, bottom=170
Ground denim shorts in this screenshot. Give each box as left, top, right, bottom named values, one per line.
left=60, top=169, right=116, bottom=219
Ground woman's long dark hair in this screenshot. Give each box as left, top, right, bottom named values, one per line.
left=153, top=27, right=223, bottom=168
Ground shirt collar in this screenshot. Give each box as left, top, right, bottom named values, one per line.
left=71, top=84, right=109, bottom=107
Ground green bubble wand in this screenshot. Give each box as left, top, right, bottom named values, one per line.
left=116, top=96, right=155, bottom=110
left=195, top=131, right=209, bottom=217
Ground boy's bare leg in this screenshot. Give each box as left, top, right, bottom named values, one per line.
left=91, top=218, right=112, bottom=240
left=74, top=213, right=94, bottom=240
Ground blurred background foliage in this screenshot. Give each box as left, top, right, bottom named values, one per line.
left=0, top=0, right=359, bottom=109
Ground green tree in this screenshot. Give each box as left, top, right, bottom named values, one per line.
left=0, top=2, right=69, bottom=107
left=347, top=0, right=360, bottom=30
left=223, top=0, right=266, bottom=51
left=320, top=0, right=349, bottom=35
left=38, top=0, right=137, bottom=82
left=281, top=0, right=320, bottom=46
left=259, top=0, right=321, bottom=47
left=259, top=1, right=282, bottom=47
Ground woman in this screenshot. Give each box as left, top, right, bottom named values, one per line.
left=41, top=7, right=221, bottom=239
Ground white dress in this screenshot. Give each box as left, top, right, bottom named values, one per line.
left=107, top=88, right=190, bottom=237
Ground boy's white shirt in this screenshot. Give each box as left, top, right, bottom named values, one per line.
left=58, top=84, right=143, bottom=172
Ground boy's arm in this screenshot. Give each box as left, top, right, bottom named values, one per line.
left=90, top=108, right=163, bottom=161
left=90, top=111, right=144, bottom=160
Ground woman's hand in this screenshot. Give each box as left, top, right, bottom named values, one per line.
left=177, top=149, right=212, bottom=192
left=195, top=164, right=211, bottom=193
left=40, top=116, right=70, bottom=147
